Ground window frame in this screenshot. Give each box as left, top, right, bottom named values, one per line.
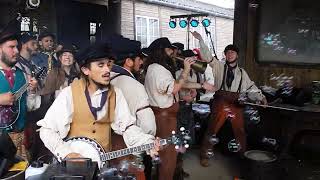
left=135, top=15, right=160, bottom=48
left=21, top=16, right=31, bottom=32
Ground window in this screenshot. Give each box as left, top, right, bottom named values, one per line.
left=21, top=17, right=30, bottom=32
left=135, top=16, right=159, bottom=48
left=89, top=22, right=97, bottom=44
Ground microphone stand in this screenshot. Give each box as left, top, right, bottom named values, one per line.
left=204, top=26, right=218, bottom=60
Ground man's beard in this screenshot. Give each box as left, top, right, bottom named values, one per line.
left=226, top=58, right=237, bottom=66
left=165, top=54, right=175, bottom=69
left=1, top=53, right=16, bottom=67
left=91, top=78, right=110, bottom=90
left=27, top=47, right=36, bottom=57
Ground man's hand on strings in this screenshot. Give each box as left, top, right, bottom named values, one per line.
left=149, top=137, right=160, bottom=158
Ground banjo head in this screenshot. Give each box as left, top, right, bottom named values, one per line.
left=66, top=137, right=107, bottom=168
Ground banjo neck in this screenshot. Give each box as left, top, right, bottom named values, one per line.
left=101, top=139, right=167, bottom=162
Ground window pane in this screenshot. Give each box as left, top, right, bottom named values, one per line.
left=136, top=17, right=159, bottom=47
left=21, top=17, right=30, bottom=32
left=148, top=19, right=159, bottom=45
left=136, top=16, right=148, bottom=47
left=90, top=22, right=96, bottom=35
left=141, top=35, right=148, bottom=47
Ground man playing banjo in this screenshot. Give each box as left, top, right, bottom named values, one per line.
left=37, top=43, right=160, bottom=164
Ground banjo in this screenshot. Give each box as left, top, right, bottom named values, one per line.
left=63, top=129, right=190, bottom=169
left=0, top=67, right=47, bottom=129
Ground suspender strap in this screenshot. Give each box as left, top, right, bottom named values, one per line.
left=237, top=68, right=243, bottom=93
left=220, top=64, right=227, bottom=90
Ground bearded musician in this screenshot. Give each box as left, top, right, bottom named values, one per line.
left=37, top=43, right=160, bottom=166
left=144, top=37, right=195, bottom=180
left=191, top=31, right=267, bottom=167
left=0, top=27, right=40, bottom=160
left=31, top=32, right=59, bottom=73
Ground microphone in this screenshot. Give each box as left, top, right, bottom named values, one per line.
left=204, top=26, right=218, bottom=60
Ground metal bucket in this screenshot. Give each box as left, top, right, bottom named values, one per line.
left=243, top=150, right=280, bottom=180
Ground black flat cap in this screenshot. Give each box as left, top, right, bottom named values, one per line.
left=75, top=43, right=113, bottom=67
left=141, top=47, right=150, bottom=57
left=182, top=49, right=197, bottom=58
left=224, top=44, right=239, bottom=54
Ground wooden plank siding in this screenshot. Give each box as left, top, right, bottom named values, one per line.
left=121, top=0, right=135, bottom=39
left=234, top=0, right=320, bottom=88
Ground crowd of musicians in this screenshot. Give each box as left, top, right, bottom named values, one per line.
left=0, top=24, right=268, bottom=179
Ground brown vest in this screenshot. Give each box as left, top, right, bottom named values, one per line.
left=68, top=78, right=116, bottom=151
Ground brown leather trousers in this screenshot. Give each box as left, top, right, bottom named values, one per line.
left=200, top=91, right=246, bottom=159
left=152, top=103, right=179, bottom=180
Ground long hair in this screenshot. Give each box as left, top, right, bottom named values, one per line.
left=144, top=48, right=176, bottom=79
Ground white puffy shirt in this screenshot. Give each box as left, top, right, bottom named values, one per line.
left=37, top=86, right=154, bottom=159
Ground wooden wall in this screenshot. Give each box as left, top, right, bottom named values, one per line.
left=234, top=0, right=320, bottom=88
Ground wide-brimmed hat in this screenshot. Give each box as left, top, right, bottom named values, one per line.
left=107, top=34, right=141, bottom=63
left=148, top=37, right=175, bottom=52
left=75, top=43, right=113, bottom=67
left=0, top=18, right=20, bottom=44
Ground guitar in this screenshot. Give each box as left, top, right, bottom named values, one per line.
left=63, top=128, right=190, bottom=169
left=0, top=67, right=47, bottom=129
